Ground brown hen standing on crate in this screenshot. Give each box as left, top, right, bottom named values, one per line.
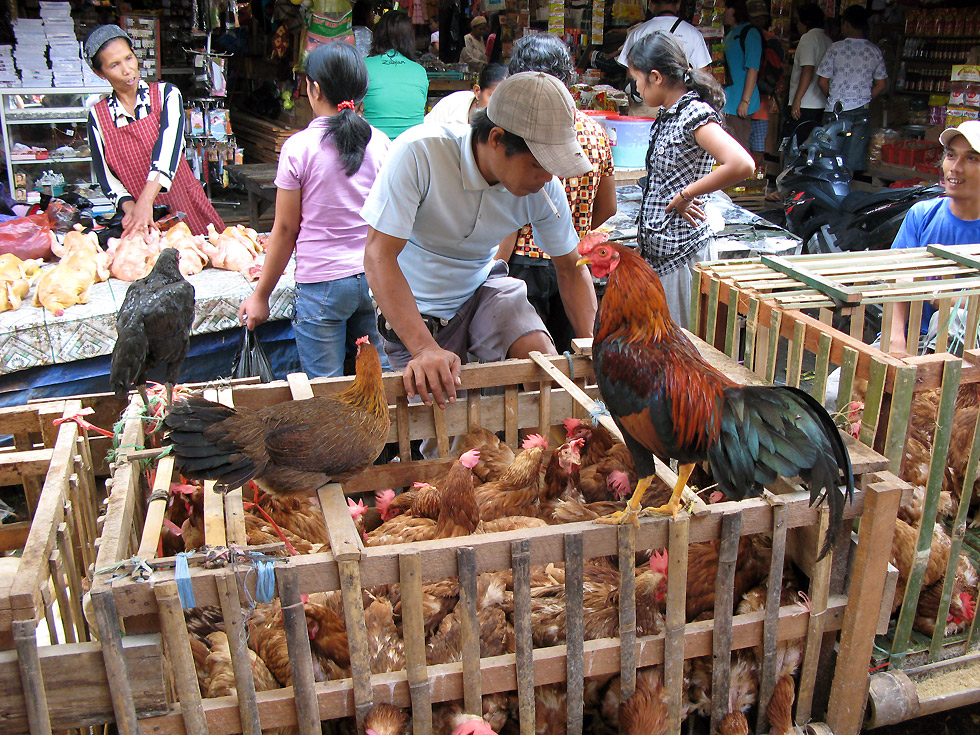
left=164, top=336, right=390, bottom=496
left=577, top=233, right=854, bottom=560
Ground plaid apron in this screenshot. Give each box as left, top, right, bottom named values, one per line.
left=93, top=83, right=224, bottom=236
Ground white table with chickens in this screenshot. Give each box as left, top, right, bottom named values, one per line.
left=0, top=252, right=298, bottom=407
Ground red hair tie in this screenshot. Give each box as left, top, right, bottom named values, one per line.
left=337, top=100, right=356, bottom=111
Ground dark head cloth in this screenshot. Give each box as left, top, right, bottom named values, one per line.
left=83, top=24, right=132, bottom=67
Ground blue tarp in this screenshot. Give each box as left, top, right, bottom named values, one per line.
left=0, top=319, right=301, bottom=408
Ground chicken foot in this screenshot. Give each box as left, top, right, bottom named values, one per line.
left=595, top=462, right=694, bottom=526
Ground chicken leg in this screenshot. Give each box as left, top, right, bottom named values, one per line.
left=596, top=462, right=694, bottom=526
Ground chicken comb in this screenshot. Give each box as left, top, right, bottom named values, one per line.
left=355, top=335, right=370, bottom=346
left=562, top=417, right=582, bottom=437
left=459, top=449, right=481, bottom=469
left=962, top=592, right=976, bottom=621
left=347, top=497, right=368, bottom=519
left=451, top=718, right=496, bottom=735
left=650, top=549, right=669, bottom=574
left=521, top=434, right=548, bottom=450
left=576, top=230, right=609, bottom=256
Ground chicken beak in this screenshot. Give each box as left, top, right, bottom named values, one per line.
left=576, top=256, right=592, bottom=267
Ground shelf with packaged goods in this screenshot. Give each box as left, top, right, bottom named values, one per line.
left=0, top=85, right=110, bottom=202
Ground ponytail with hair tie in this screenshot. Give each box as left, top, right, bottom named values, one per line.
left=683, top=69, right=693, bottom=86
left=337, top=100, right=356, bottom=111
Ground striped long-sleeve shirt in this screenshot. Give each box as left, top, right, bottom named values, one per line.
left=87, top=80, right=185, bottom=209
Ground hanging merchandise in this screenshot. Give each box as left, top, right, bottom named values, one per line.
left=548, top=0, right=564, bottom=35
left=303, top=0, right=354, bottom=67
left=591, top=0, right=605, bottom=48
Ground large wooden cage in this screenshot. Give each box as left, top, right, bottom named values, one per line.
left=0, top=339, right=908, bottom=735
left=692, top=245, right=980, bottom=728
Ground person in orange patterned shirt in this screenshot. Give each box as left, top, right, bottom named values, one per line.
left=496, top=34, right=616, bottom=352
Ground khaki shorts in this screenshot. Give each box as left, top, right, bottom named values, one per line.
left=380, top=259, right=551, bottom=369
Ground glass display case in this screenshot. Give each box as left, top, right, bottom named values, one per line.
left=0, top=85, right=112, bottom=207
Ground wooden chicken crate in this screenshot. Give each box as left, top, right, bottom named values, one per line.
left=58, top=340, right=909, bottom=735
left=692, top=246, right=980, bottom=727
left=0, top=398, right=154, bottom=735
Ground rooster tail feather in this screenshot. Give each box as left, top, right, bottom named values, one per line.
left=164, top=397, right=259, bottom=490
left=784, top=386, right=854, bottom=560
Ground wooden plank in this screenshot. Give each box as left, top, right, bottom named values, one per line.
left=564, top=533, right=585, bottom=735
left=755, top=499, right=787, bottom=734
left=766, top=310, right=782, bottom=384
left=795, top=509, right=832, bottom=723
left=826, top=475, right=902, bottom=735
left=859, top=357, right=888, bottom=447
left=433, top=405, right=450, bottom=458
left=137, top=456, right=174, bottom=560
left=318, top=483, right=363, bottom=561
left=882, top=365, right=917, bottom=474
left=215, top=572, right=264, bottom=735
left=663, top=516, right=689, bottom=734
left=724, top=285, right=741, bottom=359
left=339, top=558, right=373, bottom=728
left=154, top=581, right=209, bottom=735
left=709, top=511, right=742, bottom=734
left=706, top=278, right=720, bottom=351
left=396, top=397, right=412, bottom=461
left=927, top=243, right=980, bottom=271
left=55, top=523, right=87, bottom=643
left=12, top=618, right=51, bottom=735
left=618, top=523, right=637, bottom=700
left=812, top=331, right=833, bottom=403
left=457, top=547, right=482, bottom=718
left=760, top=254, right=863, bottom=304
left=0, top=522, right=30, bottom=551
left=91, top=589, right=139, bottom=734
left=0, top=448, right=52, bottom=486
left=504, top=386, right=519, bottom=448
left=399, top=553, right=432, bottom=735
left=744, top=298, right=760, bottom=373
left=787, top=320, right=805, bottom=388
left=511, top=539, right=534, bottom=735
left=277, top=566, right=321, bottom=735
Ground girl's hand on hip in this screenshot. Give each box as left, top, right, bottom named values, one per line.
left=667, top=192, right=706, bottom=226
left=737, top=100, right=750, bottom=118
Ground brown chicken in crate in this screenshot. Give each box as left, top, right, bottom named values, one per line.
left=890, top=518, right=977, bottom=635
left=456, top=425, right=517, bottom=482
left=165, top=336, right=390, bottom=496
left=563, top=418, right=638, bottom=503
left=473, top=434, right=548, bottom=521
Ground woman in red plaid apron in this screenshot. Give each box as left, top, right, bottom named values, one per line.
left=85, top=25, right=224, bottom=237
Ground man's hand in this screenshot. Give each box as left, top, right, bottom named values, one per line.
left=403, top=345, right=462, bottom=408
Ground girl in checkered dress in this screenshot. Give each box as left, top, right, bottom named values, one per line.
left=626, top=31, right=755, bottom=328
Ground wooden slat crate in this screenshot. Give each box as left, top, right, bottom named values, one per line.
left=693, top=247, right=980, bottom=726
left=229, top=111, right=301, bottom=164
left=68, top=342, right=905, bottom=735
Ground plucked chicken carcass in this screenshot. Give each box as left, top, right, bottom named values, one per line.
left=109, top=247, right=195, bottom=407
left=32, top=226, right=110, bottom=315
left=204, top=223, right=264, bottom=274
left=0, top=253, right=41, bottom=312
left=162, top=221, right=209, bottom=276
left=165, top=336, right=389, bottom=496
left=107, top=227, right=162, bottom=281
left=577, top=233, right=853, bottom=559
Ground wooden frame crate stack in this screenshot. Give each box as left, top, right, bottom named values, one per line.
left=1, top=399, right=108, bottom=732
left=67, top=344, right=904, bottom=735
left=692, top=245, right=980, bottom=727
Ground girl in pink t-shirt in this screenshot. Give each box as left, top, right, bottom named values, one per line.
left=239, top=42, right=390, bottom=377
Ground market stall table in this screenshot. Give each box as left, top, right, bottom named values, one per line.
left=0, top=257, right=299, bottom=407
left=226, top=163, right=278, bottom=230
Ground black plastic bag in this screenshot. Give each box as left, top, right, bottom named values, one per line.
left=232, top=326, right=274, bottom=383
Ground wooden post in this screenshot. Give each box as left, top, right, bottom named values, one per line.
left=91, top=589, right=139, bottom=735
left=564, top=532, right=585, bottom=735
left=215, top=571, right=265, bottom=735
left=664, top=516, right=689, bottom=734
left=400, top=552, right=433, bottom=735
left=709, top=511, right=742, bottom=735
left=618, top=523, right=637, bottom=700
left=826, top=474, right=902, bottom=735
left=137, top=455, right=174, bottom=559
left=755, top=499, right=788, bottom=734
left=277, top=566, right=322, bottom=735
left=154, top=581, right=209, bottom=735
left=796, top=510, right=832, bottom=723
left=339, top=557, right=374, bottom=727
left=511, top=539, right=535, bottom=735
left=457, top=547, right=483, bottom=718
left=12, top=618, right=52, bottom=735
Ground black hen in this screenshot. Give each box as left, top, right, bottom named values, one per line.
left=110, top=247, right=195, bottom=408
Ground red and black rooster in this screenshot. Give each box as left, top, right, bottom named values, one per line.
left=577, top=233, right=853, bottom=559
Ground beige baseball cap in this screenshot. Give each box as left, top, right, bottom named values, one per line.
left=939, top=120, right=980, bottom=153
left=486, top=72, right=592, bottom=179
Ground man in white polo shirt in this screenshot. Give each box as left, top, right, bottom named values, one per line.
left=362, top=72, right=597, bottom=409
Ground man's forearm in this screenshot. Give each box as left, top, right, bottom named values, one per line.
left=555, top=259, right=597, bottom=338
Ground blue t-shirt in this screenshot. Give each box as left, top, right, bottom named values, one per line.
left=891, top=196, right=980, bottom=333
left=723, top=23, right=762, bottom=116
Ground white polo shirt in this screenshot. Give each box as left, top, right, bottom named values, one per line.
left=360, top=122, right=579, bottom=320
left=618, top=16, right=712, bottom=70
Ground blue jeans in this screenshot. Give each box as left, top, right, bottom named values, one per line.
left=292, top=274, right=390, bottom=378
left=824, top=105, right=870, bottom=173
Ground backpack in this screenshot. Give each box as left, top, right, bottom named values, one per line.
left=724, top=25, right=784, bottom=96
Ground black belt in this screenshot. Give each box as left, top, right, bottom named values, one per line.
left=377, top=312, right=450, bottom=344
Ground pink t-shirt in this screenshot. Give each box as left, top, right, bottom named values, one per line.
left=275, top=117, right=390, bottom=283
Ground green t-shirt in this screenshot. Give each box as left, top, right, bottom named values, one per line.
left=363, top=50, right=429, bottom=139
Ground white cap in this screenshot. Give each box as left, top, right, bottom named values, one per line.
left=486, top=72, right=592, bottom=179
left=939, top=120, right=980, bottom=153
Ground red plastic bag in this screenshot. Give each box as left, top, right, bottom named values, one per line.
left=0, top=212, right=55, bottom=261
